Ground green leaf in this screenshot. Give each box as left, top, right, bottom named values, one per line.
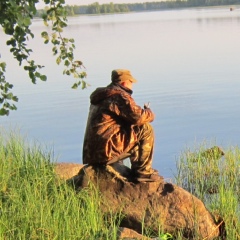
left=0, top=108, right=9, bottom=116
left=0, top=62, right=6, bottom=71
left=80, top=72, right=87, bottom=78
left=65, top=70, right=70, bottom=75
left=37, top=65, right=45, bottom=69
left=6, top=39, right=16, bottom=47
left=5, top=93, right=13, bottom=100
left=81, top=81, right=87, bottom=89
left=43, top=21, right=49, bottom=27
left=64, top=60, right=70, bottom=67
left=4, top=26, right=14, bottom=35
left=35, top=72, right=41, bottom=78
left=72, top=83, right=78, bottom=89
left=56, top=57, right=61, bottom=65
left=24, top=66, right=30, bottom=71
left=12, top=96, right=19, bottom=102
left=40, top=75, right=47, bottom=81
left=52, top=46, right=58, bottom=54
left=52, top=39, right=60, bottom=45
left=41, top=31, right=49, bottom=38
left=23, top=17, right=31, bottom=27
left=9, top=104, right=17, bottom=110
left=63, top=38, right=68, bottom=43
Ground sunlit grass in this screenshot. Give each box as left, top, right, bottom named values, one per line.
left=175, top=143, right=240, bottom=239
left=0, top=131, right=120, bottom=239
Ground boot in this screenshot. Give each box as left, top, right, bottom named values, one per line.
left=135, top=169, right=164, bottom=183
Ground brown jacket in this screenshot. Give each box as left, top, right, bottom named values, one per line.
left=82, top=83, right=154, bottom=164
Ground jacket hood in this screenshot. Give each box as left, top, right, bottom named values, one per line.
left=90, top=83, right=132, bottom=105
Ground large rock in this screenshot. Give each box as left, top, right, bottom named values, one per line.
left=117, top=227, right=153, bottom=240
left=67, top=163, right=222, bottom=239
left=54, top=162, right=83, bottom=180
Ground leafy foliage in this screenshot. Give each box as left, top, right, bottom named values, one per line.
left=0, top=0, right=87, bottom=116
left=0, top=62, right=18, bottom=116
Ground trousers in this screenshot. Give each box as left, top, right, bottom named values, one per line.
left=129, top=123, right=155, bottom=175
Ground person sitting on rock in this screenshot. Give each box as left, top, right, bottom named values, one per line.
left=82, top=69, right=163, bottom=182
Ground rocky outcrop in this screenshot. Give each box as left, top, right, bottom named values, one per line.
left=117, top=227, right=153, bottom=240
left=65, top=163, right=222, bottom=239
left=54, top=162, right=83, bottom=180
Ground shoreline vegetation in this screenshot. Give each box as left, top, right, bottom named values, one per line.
left=0, top=131, right=239, bottom=239
left=35, top=1, right=240, bottom=17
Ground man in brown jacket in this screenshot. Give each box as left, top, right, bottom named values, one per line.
left=82, top=69, right=162, bottom=182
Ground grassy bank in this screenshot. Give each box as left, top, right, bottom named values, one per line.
left=0, top=132, right=239, bottom=239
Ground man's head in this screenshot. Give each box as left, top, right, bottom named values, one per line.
left=112, top=69, right=137, bottom=83
left=111, top=69, right=137, bottom=90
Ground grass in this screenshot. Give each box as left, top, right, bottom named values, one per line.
left=0, top=131, right=121, bottom=239
left=175, top=143, right=240, bottom=239
left=1, top=131, right=239, bottom=239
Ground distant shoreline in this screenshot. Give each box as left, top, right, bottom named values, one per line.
left=35, top=3, right=240, bottom=17
left=33, top=4, right=240, bottom=20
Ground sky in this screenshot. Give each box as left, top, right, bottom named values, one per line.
left=36, top=0, right=154, bottom=9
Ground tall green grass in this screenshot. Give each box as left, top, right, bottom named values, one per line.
left=175, top=143, right=240, bottom=239
left=0, top=131, right=121, bottom=239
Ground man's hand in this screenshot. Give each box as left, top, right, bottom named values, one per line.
left=144, top=102, right=150, bottom=109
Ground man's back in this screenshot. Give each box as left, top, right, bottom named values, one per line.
left=83, top=83, right=146, bottom=164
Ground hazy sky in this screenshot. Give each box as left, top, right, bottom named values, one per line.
left=36, top=0, right=152, bottom=9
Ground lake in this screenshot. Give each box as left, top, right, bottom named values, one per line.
left=1, top=6, right=240, bottom=178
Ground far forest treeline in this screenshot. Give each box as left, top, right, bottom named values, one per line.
left=36, top=0, right=240, bottom=16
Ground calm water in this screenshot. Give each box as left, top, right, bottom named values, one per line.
left=1, top=7, right=240, bottom=178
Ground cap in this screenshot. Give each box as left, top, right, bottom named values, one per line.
left=111, top=69, right=137, bottom=83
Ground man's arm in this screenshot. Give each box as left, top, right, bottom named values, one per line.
left=112, top=93, right=155, bottom=126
